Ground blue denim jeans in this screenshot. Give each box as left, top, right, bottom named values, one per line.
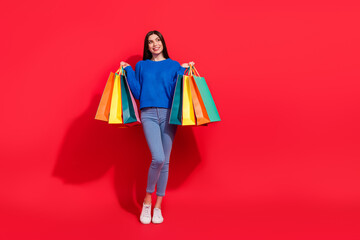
left=141, top=107, right=178, bottom=197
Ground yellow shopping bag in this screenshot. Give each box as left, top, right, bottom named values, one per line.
left=108, top=69, right=123, bottom=124
left=182, top=74, right=196, bottom=125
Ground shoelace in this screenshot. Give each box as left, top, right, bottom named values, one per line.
left=143, top=205, right=151, bottom=217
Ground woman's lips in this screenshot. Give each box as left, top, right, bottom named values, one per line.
left=153, top=47, right=160, bottom=51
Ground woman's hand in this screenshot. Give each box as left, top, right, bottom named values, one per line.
left=120, top=61, right=130, bottom=68
left=181, top=61, right=195, bottom=68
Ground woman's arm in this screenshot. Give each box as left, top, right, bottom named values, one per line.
left=121, top=61, right=141, bottom=100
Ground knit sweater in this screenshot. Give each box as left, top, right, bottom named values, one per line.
left=124, top=58, right=187, bottom=109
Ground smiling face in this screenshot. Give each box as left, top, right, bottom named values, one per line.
left=147, top=34, right=164, bottom=57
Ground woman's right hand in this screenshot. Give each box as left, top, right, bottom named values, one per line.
left=120, top=61, right=130, bottom=68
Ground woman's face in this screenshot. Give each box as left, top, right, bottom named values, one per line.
left=148, top=34, right=163, bottom=56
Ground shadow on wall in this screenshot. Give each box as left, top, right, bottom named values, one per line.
left=52, top=55, right=201, bottom=218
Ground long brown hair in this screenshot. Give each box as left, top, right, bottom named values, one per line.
left=143, top=30, right=170, bottom=60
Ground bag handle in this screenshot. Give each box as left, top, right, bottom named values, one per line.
left=183, top=65, right=198, bottom=76
left=115, top=66, right=125, bottom=75
left=191, top=65, right=201, bottom=77
left=188, top=65, right=200, bottom=77
left=184, top=67, right=191, bottom=75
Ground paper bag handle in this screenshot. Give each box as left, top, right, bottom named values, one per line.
left=115, top=66, right=125, bottom=75
left=189, top=65, right=201, bottom=77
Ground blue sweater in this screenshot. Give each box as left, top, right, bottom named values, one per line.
left=124, top=58, right=187, bottom=109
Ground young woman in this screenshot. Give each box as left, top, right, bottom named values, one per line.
left=120, top=30, right=194, bottom=224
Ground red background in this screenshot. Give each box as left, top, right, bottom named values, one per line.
left=1, top=0, right=360, bottom=239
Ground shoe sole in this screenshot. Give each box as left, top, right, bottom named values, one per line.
left=140, top=219, right=151, bottom=224
left=152, top=219, right=163, bottom=224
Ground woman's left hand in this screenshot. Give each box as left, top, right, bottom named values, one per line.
left=181, top=61, right=195, bottom=68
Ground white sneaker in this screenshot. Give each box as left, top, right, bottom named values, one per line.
left=152, top=207, right=164, bottom=224
left=140, top=202, right=151, bottom=224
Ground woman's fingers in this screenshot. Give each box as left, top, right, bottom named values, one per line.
left=120, top=61, right=130, bottom=67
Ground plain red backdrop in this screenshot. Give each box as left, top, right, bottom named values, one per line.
left=1, top=0, right=360, bottom=239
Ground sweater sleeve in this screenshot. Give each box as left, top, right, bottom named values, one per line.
left=124, top=63, right=141, bottom=100
left=178, top=66, right=187, bottom=75
left=175, top=61, right=187, bottom=75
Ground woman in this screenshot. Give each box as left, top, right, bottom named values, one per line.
left=120, top=30, right=194, bottom=224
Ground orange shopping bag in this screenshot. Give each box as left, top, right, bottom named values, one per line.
left=188, top=66, right=210, bottom=125
left=95, top=72, right=115, bottom=121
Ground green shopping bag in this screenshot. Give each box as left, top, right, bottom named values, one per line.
left=192, top=67, right=221, bottom=123
left=120, top=69, right=137, bottom=124
left=169, top=74, right=183, bottom=125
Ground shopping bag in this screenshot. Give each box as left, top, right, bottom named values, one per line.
left=95, top=66, right=141, bottom=126
left=121, top=71, right=137, bottom=124
left=169, top=65, right=220, bottom=126
left=95, top=72, right=115, bottom=121
left=188, top=68, right=210, bottom=125
left=191, top=66, right=221, bottom=123
left=121, top=69, right=141, bottom=126
left=182, top=74, right=196, bottom=125
left=125, top=81, right=141, bottom=126
left=169, top=74, right=183, bottom=125
left=108, top=70, right=123, bottom=124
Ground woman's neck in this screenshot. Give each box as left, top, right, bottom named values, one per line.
left=151, top=54, right=166, bottom=61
